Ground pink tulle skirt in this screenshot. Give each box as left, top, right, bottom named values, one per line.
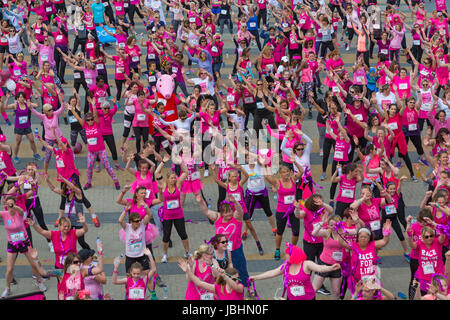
left=181, top=180, right=203, bottom=194
left=119, top=223, right=159, bottom=245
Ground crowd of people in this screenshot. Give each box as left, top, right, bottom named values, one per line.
left=0, top=0, right=449, bottom=301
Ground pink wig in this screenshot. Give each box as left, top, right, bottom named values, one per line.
left=284, top=243, right=307, bottom=264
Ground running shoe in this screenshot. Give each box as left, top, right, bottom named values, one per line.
left=319, top=150, right=324, bottom=157
left=54, top=218, right=60, bottom=228
left=114, top=182, right=121, bottom=190
left=274, top=249, right=281, bottom=261
left=6, top=119, right=11, bottom=126
left=329, top=200, right=335, bottom=208
left=13, top=156, right=20, bottom=164
left=83, top=183, right=92, bottom=190
left=155, top=275, right=166, bottom=288
left=412, top=176, right=418, bottom=183
left=48, top=242, right=54, bottom=253
left=204, top=169, right=209, bottom=177
left=34, top=280, right=47, bottom=292
left=340, top=36, right=344, bottom=41
left=345, top=43, right=349, bottom=51
left=272, top=228, right=277, bottom=236
left=242, top=231, right=248, bottom=240
left=395, top=161, right=402, bottom=168
left=320, top=173, right=326, bottom=181
left=94, top=165, right=101, bottom=173
left=161, top=254, right=168, bottom=263
left=10, top=279, right=17, bottom=285
left=1, top=288, right=10, bottom=298
left=418, top=158, right=429, bottom=167
left=317, top=285, right=331, bottom=295
left=184, top=252, right=193, bottom=259
left=33, top=153, right=42, bottom=161
left=257, top=243, right=264, bottom=256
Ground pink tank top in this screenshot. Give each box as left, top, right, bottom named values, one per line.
left=131, top=171, right=155, bottom=204
left=303, top=208, right=324, bottom=244
left=320, top=234, right=344, bottom=265
left=163, top=186, right=183, bottom=220
left=185, top=259, right=215, bottom=300
left=285, top=262, right=315, bottom=300
left=334, top=139, right=350, bottom=162
left=336, top=174, right=357, bottom=203
left=214, top=284, right=245, bottom=300
left=126, top=277, right=146, bottom=300
left=226, top=183, right=247, bottom=213
left=0, top=150, right=16, bottom=176
left=215, top=216, right=243, bottom=251
left=276, top=179, right=296, bottom=212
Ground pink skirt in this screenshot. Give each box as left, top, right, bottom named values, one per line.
left=119, top=223, right=159, bottom=245
left=181, top=180, right=203, bottom=194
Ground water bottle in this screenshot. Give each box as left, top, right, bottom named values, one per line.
left=274, top=194, right=278, bottom=202
left=114, top=254, right=124, bottom=266
left=208, top=199, right=212, bottom=210
left=338, top=167, right=342, bottom=176
left=96, top=237, right=102, bottom=252
left=398, top=292, right=407, bottom=299
left=162, top=285, right=168, bottom=299
left=34, top=128, right=40, bottom=138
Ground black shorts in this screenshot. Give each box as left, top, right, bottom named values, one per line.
left=14, top=127, right=32, bottom=136
left=0, top=45, right=7, bottom=53
left=315, top=258, right=342, bottom=278
left=125, top=254, right=150, bottom=272
left=7, top=239, right=31, bottom=254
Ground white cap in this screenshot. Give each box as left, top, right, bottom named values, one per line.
left=281, top=56, right=289, bottom=63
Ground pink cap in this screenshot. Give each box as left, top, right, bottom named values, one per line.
left=0, top=134, right=6, bottom=142
left=60, top=136, right=68, bottom=145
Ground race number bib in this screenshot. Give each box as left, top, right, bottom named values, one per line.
left=256, top=102, right=265, bottom=109
left=398, top=83, right=407, bottom=90
left=369, top=220, right=381, bottom=231
left=18, top=116, right=28, bottom=124
left=290, top=285, right=305, bottom=297
left=231, top=193, right=241, bottom=202
left=56, top=159, right=65, bottom=168
left=341, top=189, right=354, bottom=198
left=408, top=123, right=417, bottom=131
left=284, top=195, right=294, bottom=204
left=129, top=240, right=143, bottom=253
left=200, top=293, right=214, bottom=300
left=332, top=251, right=343, bottom=261
left=334, top=151, right=343, bottom=159
left=387, top=122, right=398, bottom=130
left=129, top=288, right=145, bottom=299
left=132, top=56, right=139, bottom=62
left=167, top=200, right=180, bottom=209
left=190, top=171, right=200, bottom=180
left=10, top=232, right=25, bottom=242
left=87, top=138, right=98, bottom=145
left=423, top=263, right=435, bottom=275
left=147, top=53, right=155, bottom=59
left=385, top=205, right=397, bottom=215
left=137, top=114, right=146, bottom=121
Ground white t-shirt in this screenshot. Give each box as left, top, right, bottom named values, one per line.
left=125, top=223, right=146, bottom=258
left=375, top=92, right=396, bottom=109
left=242, top=163, right=266, bottom=193
left=192, top=78, right=215, bottom=95
left=229, top=113, right=245, bottom=130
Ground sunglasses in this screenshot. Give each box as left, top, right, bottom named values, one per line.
left=102, top=107, right=110, bottom=110
left=296, top=148, right=304, bottom=151
left=200, top=72, right=207, bottom=75
left=423, top=234, right=435, bottom=239
left=257, top=83, right=263, bottom=86
left=72, top=260, right=81, bottom=264
left=132, top=219, right=142, bottom=223
left=180, top=116, right=187, bottom=120
left=86, top=118, right=94, bottom=121
left=220, top=240, right=229, bottom=244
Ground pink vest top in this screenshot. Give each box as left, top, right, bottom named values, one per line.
left=185, top=259, right=215, bottom=300
left=163, top=186, right=183, bottom=220
left=285, top=262, right=315, bottom=300
left=126, top=277, right=146, bottom=300
left=215, top=216, right=243, bottom=251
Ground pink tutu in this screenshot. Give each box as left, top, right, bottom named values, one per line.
left=181, top=180, right=203, bottom=194
left=119, top=223, right=159, bottom=245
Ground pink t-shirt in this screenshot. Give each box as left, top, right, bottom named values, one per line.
left=357, top=198, right=383, bottom=232
left=334, top=139, right=350, bottom=162
left=415, top=238, right=445, bottom=286
left=215, top=216, right=243, bottom=251
left=113, top=55, right=129, bottom=80
left=303, top=208, right=324, bottom=244
left=351, top=241, right=378, bottom=281
left=214, top=284, right=244, bottom=300
left=54, top=147, right=80, bottom=180
left=185, top=259, right=215, bottom=300
left=83, top=122, right=106, bottom=153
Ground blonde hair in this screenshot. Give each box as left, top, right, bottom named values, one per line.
left=194, top=244, right=212, bottom=260
left=59, top=216, right=72, bottom=229
left=43, top=104, right=53, bottom=112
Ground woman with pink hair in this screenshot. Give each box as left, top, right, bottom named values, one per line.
left=249, top=243, right=340, bottom=300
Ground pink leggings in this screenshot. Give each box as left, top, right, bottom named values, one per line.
left=87, top=149, right=117, bottom=183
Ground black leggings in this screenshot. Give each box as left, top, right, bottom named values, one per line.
left=243, top=103, right=256, bottom=130
left=96, top=134, right=118, bottom=162
left=133, top=126, right=149, bottom=153
left=162, top=218, right=188, bottom=243
left=405, top=134, right=424, bottom=156
left=392, top=147, right=414, bottom=177
left=248, top=29, right=262, bottom=51
left=257, top=9, right=267, bottom=27
left=408, top=258, right=419, bottom=300
left=322, top=138, right=336, bottom=173
left=26, top=197, right=49, bottom=243
left=381, top=209, right=405, bottom=242
left=245, top=192, right=273, bottom=218
left=122, top=113, right=134, bottom=138
left=72, top=37, right=86, bottom=54
left=253, top=111, right=276, bottom=137
left=154, top=134, right=172, bottom=156
left=275, top=211, right=300, bottom=237
left=115, top=79, right=126, bottom=101
left=320, top=40, right=335, bottom=58
left=54, top=46, right=68, bottom=81
left=73, top=80, right=89, bottom=114
left=335, top=201, right=351, bottom=218
left=73, top=225, right=91, bottom=250
left=217, top=184, right=227, bottom=211
left=418, top=118, right=432, bottom=132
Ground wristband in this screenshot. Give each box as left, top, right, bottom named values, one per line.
left=112, top=271, right=120, bottom=274
left=98, top=251, right=103, bottom=255
left=406, top=230, right=413, bottom=237
left=382, top=228, right=392, bottom=237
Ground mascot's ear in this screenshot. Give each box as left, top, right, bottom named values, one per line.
left=171, top=73, right=176, bottom=79
left=157, top=72, right=162, bottom=78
